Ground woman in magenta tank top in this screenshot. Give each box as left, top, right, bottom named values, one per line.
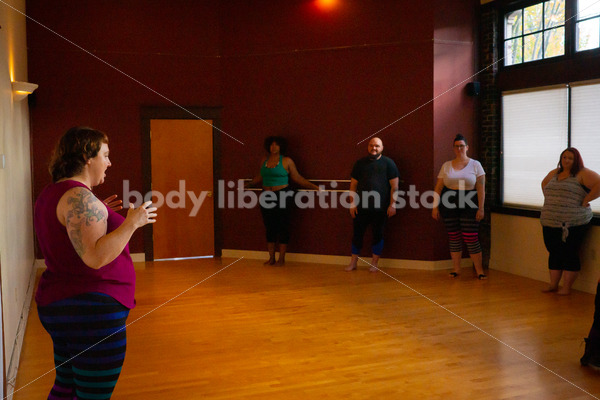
left=34, top=127, right=157, bottom=400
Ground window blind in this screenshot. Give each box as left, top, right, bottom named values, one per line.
left=502, top=87, right=568, bottom=207
left=571, top=82, right=600, bottom=212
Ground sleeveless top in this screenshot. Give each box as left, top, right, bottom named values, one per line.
left=34, top=180, right=136, bottom=308
left=540, top=175, right=592, bottom=238
left=260, top=155, right=289, bottom=187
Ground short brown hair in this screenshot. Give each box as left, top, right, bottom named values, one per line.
left=49, top=126, right=108, bottom=182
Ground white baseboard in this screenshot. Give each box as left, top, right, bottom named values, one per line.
left=37, top=251, right=472, bottom=272
left=221, top=249, right=472, bottom=271
left=130, top=253, right=145, bottom=263
left=6, top=262, right=38, bottom=399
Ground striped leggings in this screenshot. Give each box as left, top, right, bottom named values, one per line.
left=440, top=209, right=481, bottom=255
left=37, top=293, right=130, bottom=400
left=439, top=188, right=482, bottom=254
left=442, top=215, right=482, bottom=254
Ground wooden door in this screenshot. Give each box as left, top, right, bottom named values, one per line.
left=150, top=119, right=214, bottom=259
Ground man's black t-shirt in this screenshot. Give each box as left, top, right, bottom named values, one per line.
left=351, top=155, right=399, bottom=209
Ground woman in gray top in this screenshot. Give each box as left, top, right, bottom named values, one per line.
left=541, top=148, right=600, bottom=295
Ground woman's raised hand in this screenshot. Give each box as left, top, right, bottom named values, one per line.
left=126, top=201, right=157, bottom=229
left=102, top=194, right=123, bottom=212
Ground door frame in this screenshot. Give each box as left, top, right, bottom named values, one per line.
left=141, top=106, right=223, bottom=261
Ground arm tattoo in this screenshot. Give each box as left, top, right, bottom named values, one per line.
left=65, top=189, right=107, bottom=257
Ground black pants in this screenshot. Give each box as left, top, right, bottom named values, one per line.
left=260, top=188, right=294, bottom=244
left=542, top=224, right=589, bottom=271
left=352, top=208, right=387, bottom=255
left=593, top=282, right=600, bottom=334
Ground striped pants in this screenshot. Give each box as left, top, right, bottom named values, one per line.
left=37, top=293, right=130, bottom=400
left=442, top=214, right=482, bottom=254
left=439, top=188, right=481, bottom=255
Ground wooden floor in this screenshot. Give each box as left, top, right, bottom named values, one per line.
left=12, top=258, right=600, bottom=399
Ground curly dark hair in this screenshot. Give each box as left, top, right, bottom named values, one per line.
left=263, top=136, right=288, bottom=155
left=49, top=126, right=109, bottom=182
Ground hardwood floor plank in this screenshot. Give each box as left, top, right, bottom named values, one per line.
left=13, top=258, right=600, bottom=399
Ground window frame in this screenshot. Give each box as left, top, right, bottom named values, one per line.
left=500, top=0, right=600, bottom=69
left=575, top=1, right=600, bottom=51
left=503, top=0, right=567, bottom=65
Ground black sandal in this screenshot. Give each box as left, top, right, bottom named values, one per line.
left=478, top=274, right=487, bottom=280
left=449, top=272, right=460, bottom=278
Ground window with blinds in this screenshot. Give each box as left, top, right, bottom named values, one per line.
left=502, top=81, right=600, bottom=212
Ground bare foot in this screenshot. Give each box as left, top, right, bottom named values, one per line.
left=264, top=258, right=276, bottom=265
left=345, top=263, right=357, bottom=272
left=276, top=258, right=285, bottom=266
left=369, top=266, right=379, bottom=273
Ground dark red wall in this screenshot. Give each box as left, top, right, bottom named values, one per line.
left=219, top=0, right=436, bottom=258
left=27, top=0, right=478, bottom=261
left=431, top=0, right=480, bottom=259
left=27, top=1, right=222, bottom=252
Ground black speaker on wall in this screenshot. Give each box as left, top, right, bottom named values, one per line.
left=466, top=82, right=480, bottom=96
